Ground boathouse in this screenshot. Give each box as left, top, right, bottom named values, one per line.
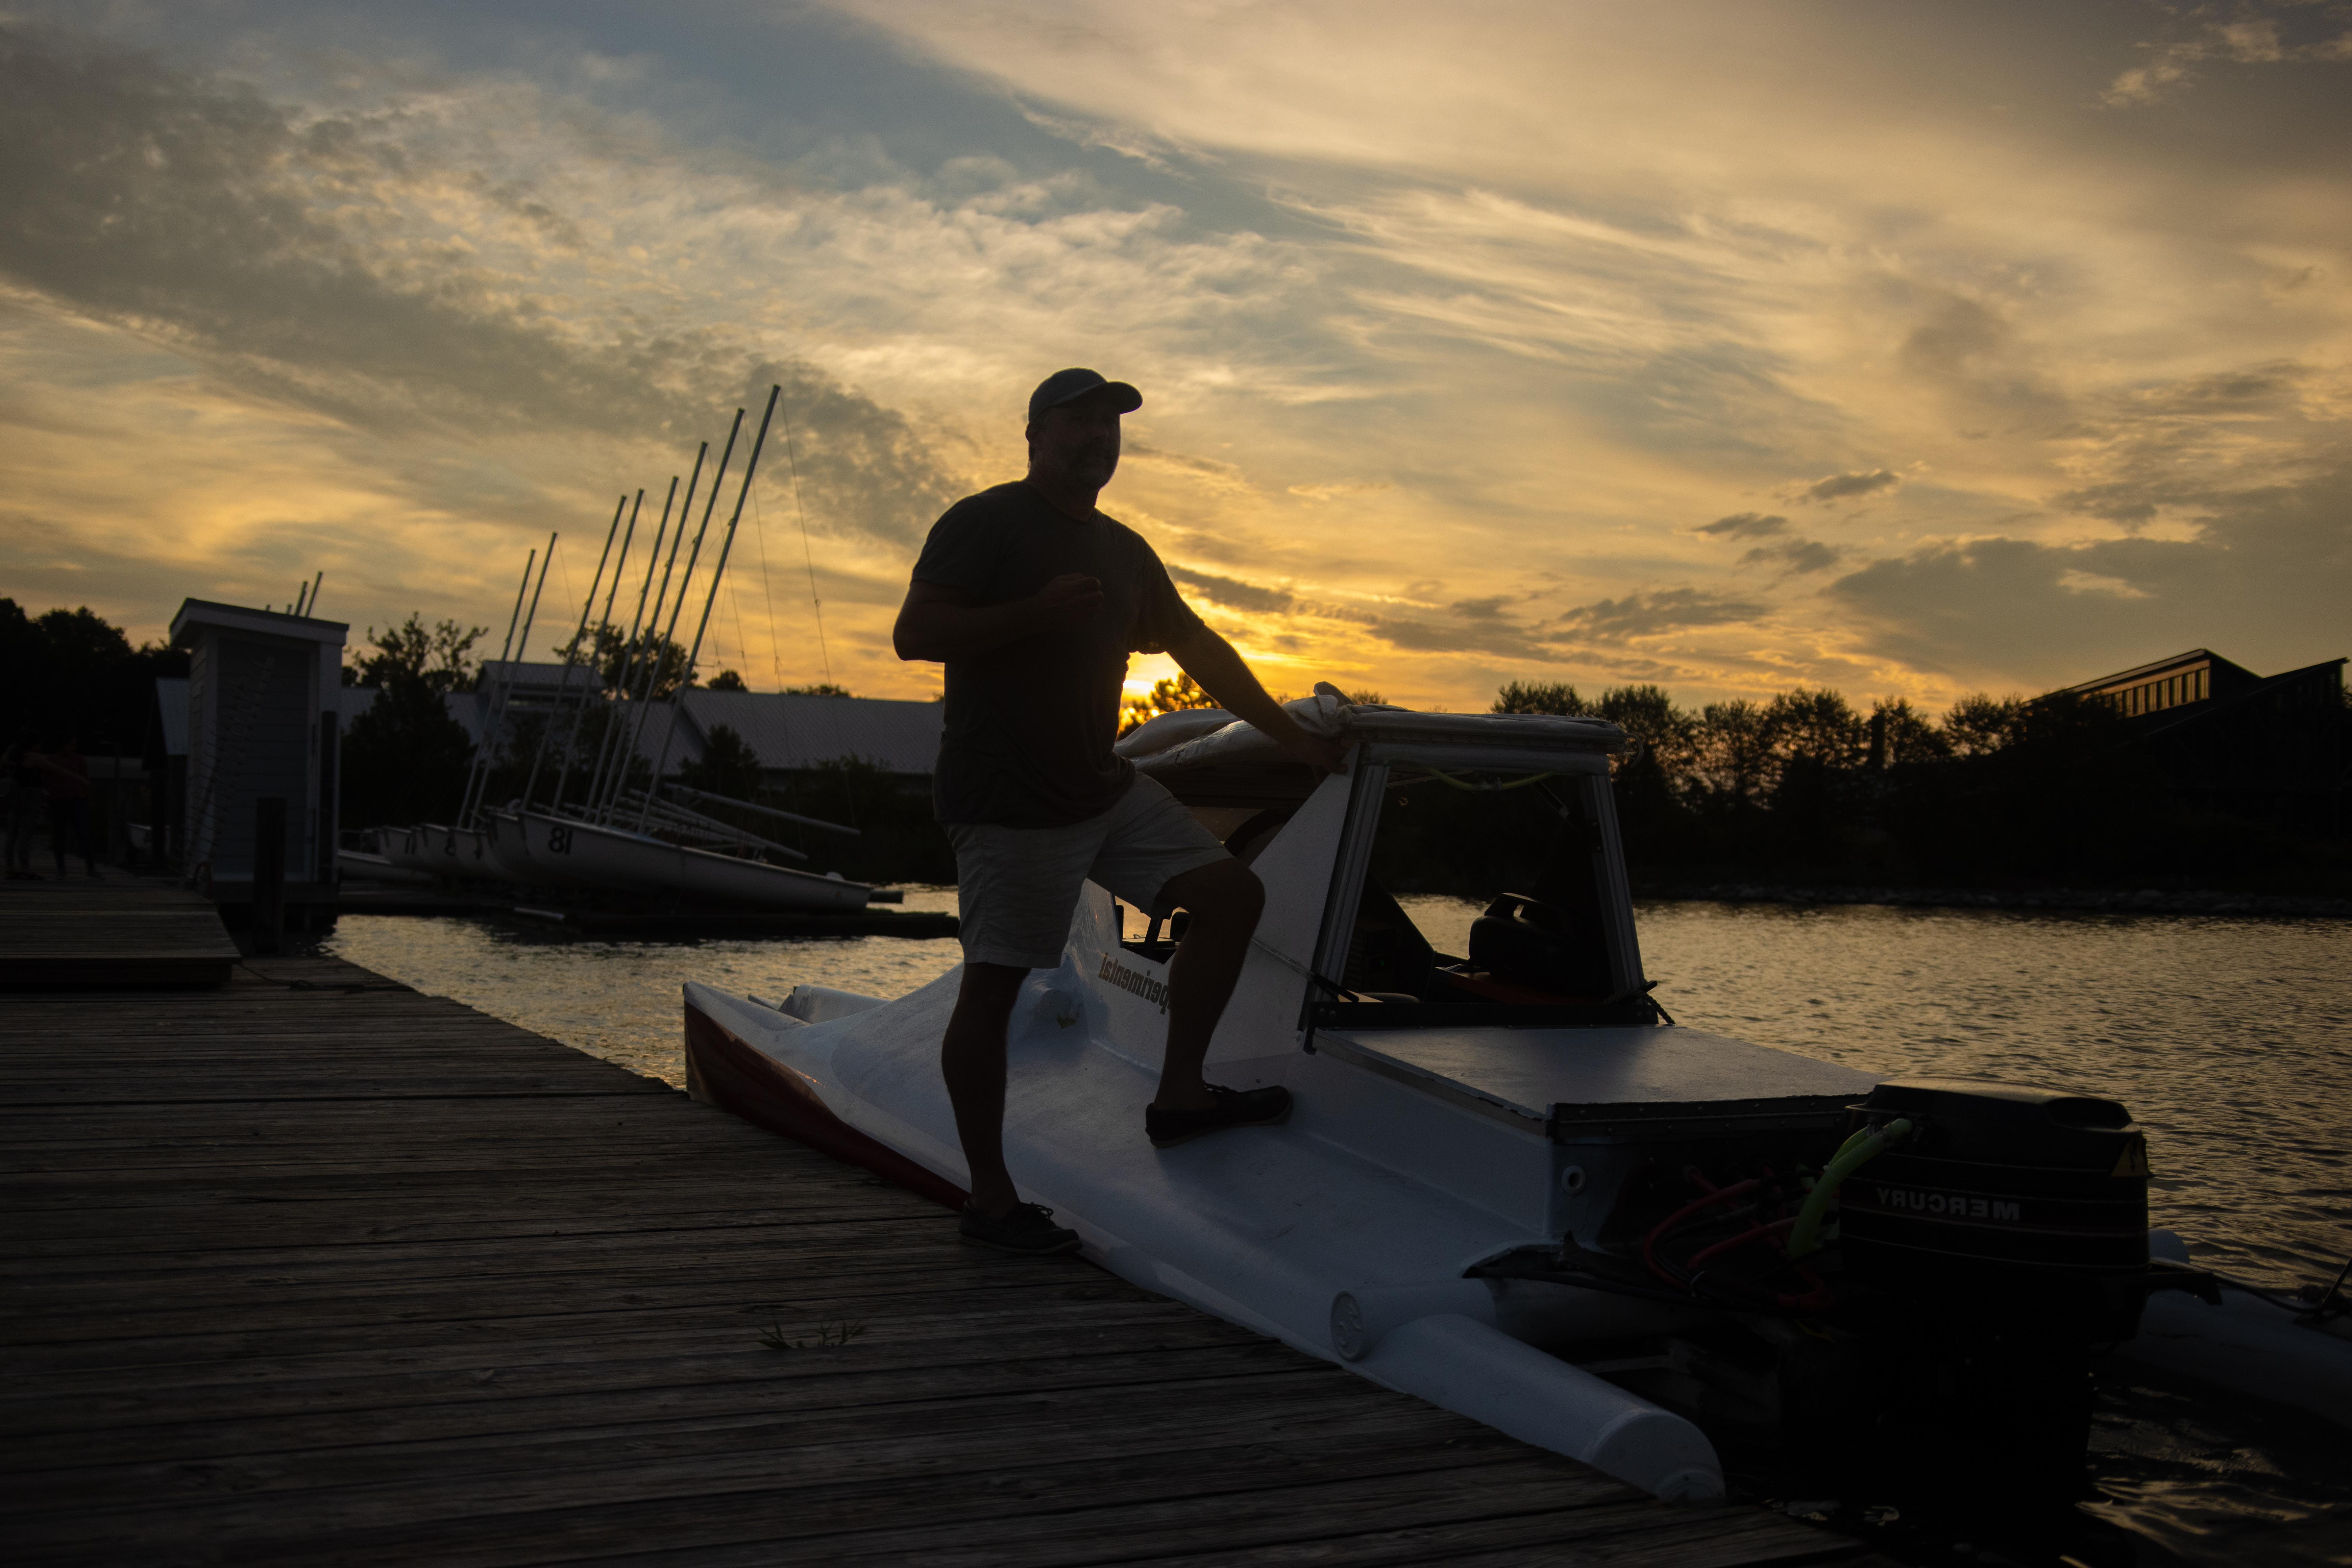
left=436, top=663, right=945, bottom=784
left=166, top=599, right=348, bottom=920
left=2058, top=648, right=2347, bottom=829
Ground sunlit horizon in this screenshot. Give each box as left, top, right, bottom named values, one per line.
left=2, top=3, right=2345, bottom=715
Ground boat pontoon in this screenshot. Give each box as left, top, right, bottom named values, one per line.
left=681, top=692, right=2352, bottom=1503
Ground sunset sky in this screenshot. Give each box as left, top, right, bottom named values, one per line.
left=3, top=1, right=2347, bottom=711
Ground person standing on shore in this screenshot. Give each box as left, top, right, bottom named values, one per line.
left=34, top=735, right=100, bottom=879
left=3, top=735, right=44, bottom=880
left=893, top=368, right=1346, bottom=1255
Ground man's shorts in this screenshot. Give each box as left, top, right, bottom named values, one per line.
left=949, top=774, right=1230, bottom=970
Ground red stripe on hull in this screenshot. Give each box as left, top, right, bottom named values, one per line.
left=683, top=1001, right=969, bottom=1211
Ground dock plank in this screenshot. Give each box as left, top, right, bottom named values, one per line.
left=0, top=876, right=237, bottom=988
left=0, top=886, right=1895, bottom=1566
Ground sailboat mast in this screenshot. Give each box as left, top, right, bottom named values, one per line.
left=457, top=547, right=539, bottom=828
left=475, top=535, right=556, bottom=826
left=583, top=473, right=680, bottom=821
left=594, top=444, right=704, bottom=819
left=636, top=386, right=780, bottom=829
left=617, top=409, right=741, bottom=818
left=548, top=490, right=644, bottom=815
left=519, top=496, right=627, bottom=815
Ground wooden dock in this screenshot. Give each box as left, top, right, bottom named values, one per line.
left=0, top=888, right=1895, bottom=1565
left=0, top=875, right=236, bottom=989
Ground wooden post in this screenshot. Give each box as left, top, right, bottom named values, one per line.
left=252, top=797, right=286, bottom=954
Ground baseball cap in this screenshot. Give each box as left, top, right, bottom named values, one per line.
left=1028, top=367, right=1143, bottom=423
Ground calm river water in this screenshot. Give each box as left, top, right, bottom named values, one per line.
left=326, top=898, right=2352, bottom=1568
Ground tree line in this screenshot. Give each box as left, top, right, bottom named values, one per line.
left=1477, top=679, right=2322, bottom=892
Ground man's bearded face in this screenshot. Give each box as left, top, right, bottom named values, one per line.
left=1034, top=393, right=1123, bottom=490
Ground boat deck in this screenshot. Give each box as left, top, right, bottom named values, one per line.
left=0, top=886, right=1896, bottom=1565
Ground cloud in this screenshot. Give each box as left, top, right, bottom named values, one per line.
left=1015, top=104, right=1188, bottom=174
left=1125, top=441, right=1254, bottom=493
left=1789, top=469, right=1901, bottom=505
left=1288, top=480, right=1393, bottom=501
left=9, top=3, right=2352, bottom=709
left=2103, top=16, right=2352, bottom=108
left=2048, top=477, right=2217, bottom=526
left=1740, top=538, right=1840, bottom=574
left=0, top=23, right=967, bottom=548
left=1166, top=564, right=1293, bottom=613
left=1829, top=465, right=2352, bottom=681
left=1361, top=613, right=1539, bottom=656
left=1550, top=587, right=1765, bottom=641
left=1696, top=510, right=1787, bottom=538
left=2055, top=568, right=2148, bottom=599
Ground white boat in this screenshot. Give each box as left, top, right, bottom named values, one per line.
left=335, top=848, right=433, bottom=885
left=380, top=822, right=499, bottom=881
left=680, top=694, right=2352, bottom=1503
left=507, top=807, right=870, bottom=912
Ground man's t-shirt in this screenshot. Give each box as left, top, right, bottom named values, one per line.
left=913, top=482, right=1203, bottom=826
left=43, top=751, right=89, bottom=801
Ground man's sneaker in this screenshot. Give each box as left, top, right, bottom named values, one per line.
left=1146, top=1083, right=1293, bottom=1149
left=958, top=1201, right=1082, bottom=1255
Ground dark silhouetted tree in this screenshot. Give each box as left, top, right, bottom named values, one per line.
left=341, top=617, right=484, bottom=828
left=1492, top=681, right=1585, bottom=715
left=677, top=723, right=763, bottom=800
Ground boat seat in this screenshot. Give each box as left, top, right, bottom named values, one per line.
left=1469, top=892, right=1610, bottom=998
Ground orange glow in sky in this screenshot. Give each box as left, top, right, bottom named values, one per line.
left=2, top=3, right=2346, bottom=710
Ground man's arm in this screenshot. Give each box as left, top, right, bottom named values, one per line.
left=1167, top=623, right=1349, bottom=775
left=893, top=574, right=1103, bottom=663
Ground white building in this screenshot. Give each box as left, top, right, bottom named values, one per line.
left=167, top=599, right=348, bottom=909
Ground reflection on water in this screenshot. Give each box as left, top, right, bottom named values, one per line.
left=326, top=895, right=2352, bottom=1568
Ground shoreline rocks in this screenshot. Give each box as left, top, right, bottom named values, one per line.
left=1631, top=883, right=2352, bottom=919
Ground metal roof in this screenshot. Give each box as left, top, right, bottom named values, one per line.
left=2060, top=648, right=2256, bottom=697
left=169, top=599, right=348, bottom=648
left=678, top=691, right=944, bottom=775
left=426, top=680, right=941, bottom=775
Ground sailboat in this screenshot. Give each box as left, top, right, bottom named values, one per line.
left=452, top=387, right=874, bottom=914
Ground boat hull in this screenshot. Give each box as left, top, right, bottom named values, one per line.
left=383, top=823, right=498, bottom=881
left=515, top=810, right=870, bottom=911
left=336, top=849, right=431, bottom=885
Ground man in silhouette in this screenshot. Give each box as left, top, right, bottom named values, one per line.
left=895, top=369, right=1345, bottom=1254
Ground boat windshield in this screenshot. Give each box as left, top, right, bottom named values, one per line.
left=1329, top=761, right=1652, bottom=1027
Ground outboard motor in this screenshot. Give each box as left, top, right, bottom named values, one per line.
left=1840, top=1077, right=2150, bottom=1339
left=1477, top=1074, right=2153, bottom=1509
left=1835, top=1078, right=2151, bottom=1500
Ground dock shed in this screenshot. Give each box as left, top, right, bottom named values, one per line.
left=167, top=600, right=348, bottom=919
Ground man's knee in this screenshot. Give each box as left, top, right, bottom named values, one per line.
left=1166, top=858, right=1264, bottom=924
left=951, top=961, right=1029, bottom=1020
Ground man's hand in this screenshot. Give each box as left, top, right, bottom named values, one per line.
left=1033, top=572, right=1104, bottom=623
left=1274, top=723, right=1349, bottom=777
left=895, top=574, right=1110, bottom=662
left=1167, top=624, right=1351, bottom=777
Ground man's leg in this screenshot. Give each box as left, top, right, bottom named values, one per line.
left=940, top=961, right=1030, bottom=1218
left=1149, top=857, right=1266, bottom=1113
